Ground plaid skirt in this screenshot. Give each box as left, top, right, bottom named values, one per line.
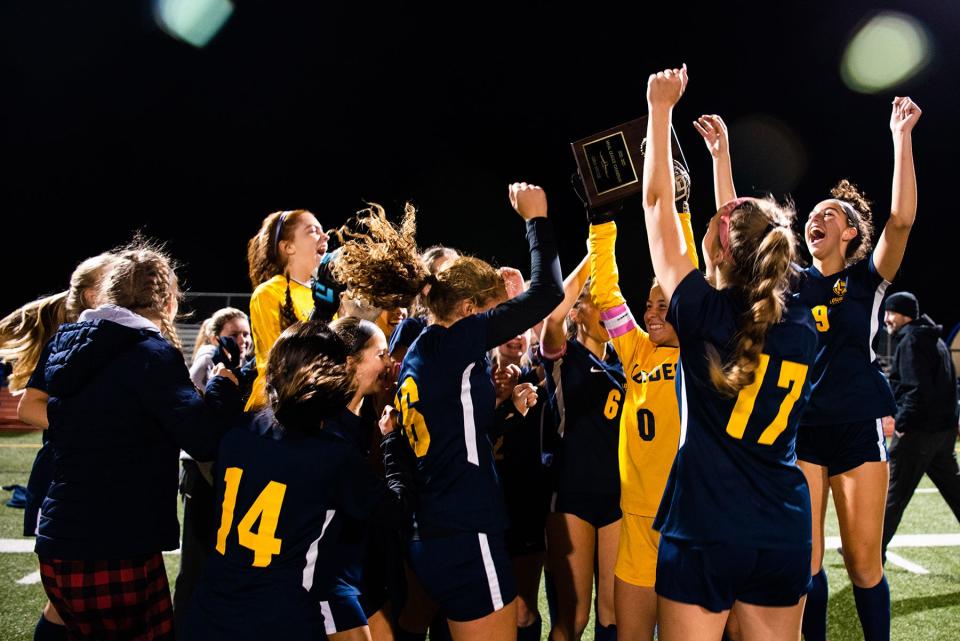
left=39, top=553, right=174, bottom=641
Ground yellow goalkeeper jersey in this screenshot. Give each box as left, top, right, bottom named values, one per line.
left=588, top=217, right=698, bottom=516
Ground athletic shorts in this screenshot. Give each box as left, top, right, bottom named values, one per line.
left=551, top=490, right=621, bottom=529
left=655, top=536, right=811, bottom=612
left=407, top=531, right=517, bottom=622
left=614, top=513, right=659, bottom=588
left=318, top=595, right=367, bottom=635
left=796, top=418, right=888, bottom=476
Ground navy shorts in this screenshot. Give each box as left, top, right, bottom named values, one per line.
left=550, top=490, right=621, bottom=528
left=796, top=418, right=888, bottom=476
left=655, top=537, right=811, bottom=612
left=317, top=595, right=367, bottom=635
left=407, top=531, right=517, bottom=622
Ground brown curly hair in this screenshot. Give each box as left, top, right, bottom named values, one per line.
left=102, top=240, right=184, bottom=351
left=708, top=197, right=799, bottom=396
left=332, top=203, right=429, bottom=310
left=333, top=203, right=507, bottom=324
left=830, top=179, right=875, bottom=265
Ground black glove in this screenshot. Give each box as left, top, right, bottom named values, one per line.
left=572, top=169, right=623, bottom=225
left=212, top=336, right=241, bottom=370
left=311, top=248, right=346, bottom=322
left=212, top=336, right=257, bottom=394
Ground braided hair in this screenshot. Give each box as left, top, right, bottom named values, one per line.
left=708, top=197, right=799, bottom=396
left=102, top=240, right=184, bottom=351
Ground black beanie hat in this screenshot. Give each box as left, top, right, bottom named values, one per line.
left=885, top=292, right=919, bottom=319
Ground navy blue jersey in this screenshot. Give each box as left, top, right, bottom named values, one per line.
left=797, top=256, right=897, bottom=424
left=654, top=271, right=818, bottom=549
left=389, top=316, right=427, bottom=354
left=189, top=411, right=399, bottom=638
left=542, top=339, right=625, bottom=497
left=311, top=408, right=378, bottom=600
left=393, top=217, right=563, bottom=537
left=396, top=314, right=506, bottom=535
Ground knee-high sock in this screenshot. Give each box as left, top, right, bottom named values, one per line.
left=594, top=622, right=617, bottom=641
left=853, top=575, right=890, bottom=641
left=518, top=614, right=542, bottom=641
left=34, top=615, right=67, bottom=641
left=801, top=569, right=829, bottom=641
left=543, top=568, right=558, bottom=628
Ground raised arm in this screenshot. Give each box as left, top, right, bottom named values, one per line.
left=484, top=184, right=564, bottom=350
left=693, top=114, right=737, bottom=210
left=873, top=97, right=921, bottom=281
left=540, top=254, right=589, bottom=358
left=642, top=65, right=696, bottom=302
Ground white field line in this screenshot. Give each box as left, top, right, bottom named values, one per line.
left=824, top=533, right=960, bottom=549
left=16, top=570, right=40, bottom=585
left=916, top=488, right=939, bottom=494
left=0, top=539, right=181, bottom=554
left=885, top=552, right=929, bottom=575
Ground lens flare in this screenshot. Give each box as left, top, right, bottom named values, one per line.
left=841, top=12, right=931, bottom=94
left=154, top=0, right=234, bottom=48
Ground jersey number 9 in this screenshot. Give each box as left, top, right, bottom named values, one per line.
left=811, top=305, right=830, bottom=333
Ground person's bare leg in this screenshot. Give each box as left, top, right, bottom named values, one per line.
left=512, top=552, right=544, bottom=628
left=831, top=462, right=888, bottom=588
left=732, top=598, right=805, bottom=641
left=613, top=578, right=656, bottom=641
left=545, top=513, right=596, bottom=641
left=657, top=595, right=728, bottom=641
left=596, top=519, right=620, bottom=628
left=368, top=605, right=395, bottom=641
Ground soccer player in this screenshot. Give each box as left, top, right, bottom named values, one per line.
left=185, top=320, right=413, bottom=641
left=334, top=182, right=563, bottom=640
left=699, top=94, right=922, bottom=641
left=246, top=209, right=331, bottom=409
left=584, top=196, right=698, bottom=641
left=644, top=65, right=818, bottom=641
left=539, top=254, right=625, bottom=641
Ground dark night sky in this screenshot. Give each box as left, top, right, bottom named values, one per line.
left=2, top=1, right=959, bottom=333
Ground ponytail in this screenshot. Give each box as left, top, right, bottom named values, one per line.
left=707, top=198, right=798, bottom=396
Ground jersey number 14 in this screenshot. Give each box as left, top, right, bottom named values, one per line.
left=215, top=467, right=287, bottom=567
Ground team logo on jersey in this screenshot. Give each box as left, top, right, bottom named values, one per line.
left=830, top=278, right=847, bottom=305
left=630, top=362, right=676, bottom=385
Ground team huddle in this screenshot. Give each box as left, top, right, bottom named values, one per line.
left=1, top=66, right=922, bottom=641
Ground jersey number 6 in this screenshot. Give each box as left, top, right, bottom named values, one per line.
left=398, top=376, right=431, bottom=458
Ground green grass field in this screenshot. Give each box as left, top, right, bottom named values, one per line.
left=2, top=429, right=959, bottom=640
